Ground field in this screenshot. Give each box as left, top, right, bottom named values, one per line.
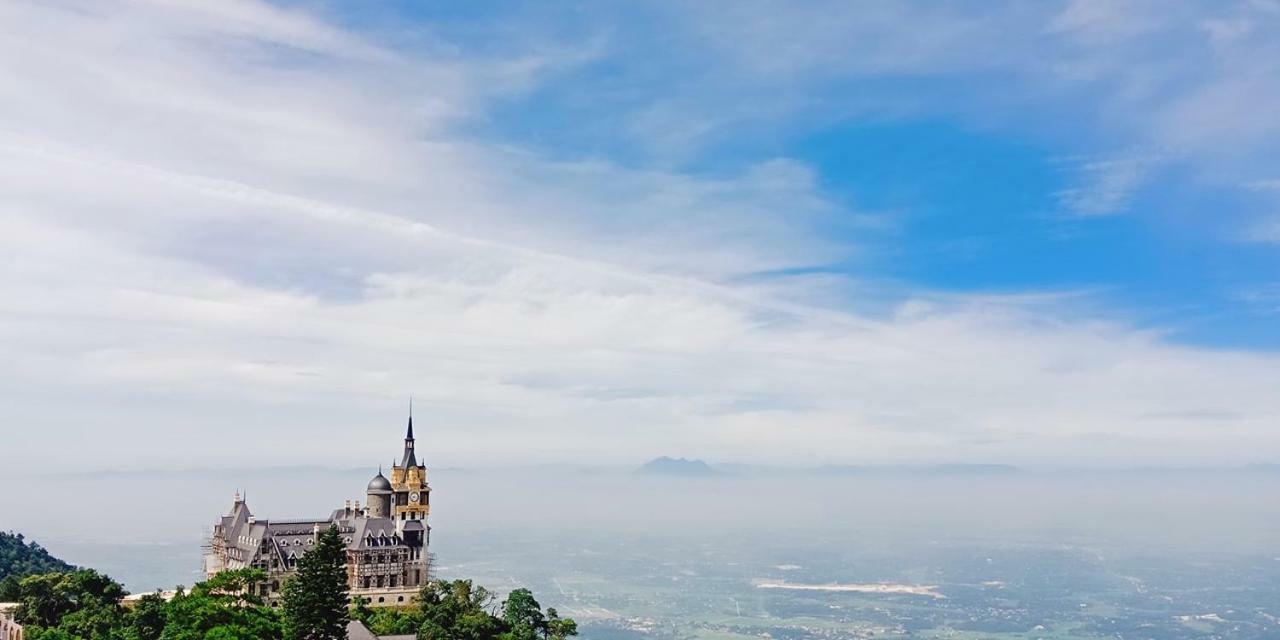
left=436, top=530, right=1280, bottom=640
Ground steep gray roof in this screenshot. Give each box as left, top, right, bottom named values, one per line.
left=347, top=621, right=379, bottom=640
left=346, top=621, right=419, bottom=640
left=215, top=501, right=417, bottom=556
left=350, top=517, right=406, bottom=549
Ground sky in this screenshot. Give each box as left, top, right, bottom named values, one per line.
left=1, top=0, right=1279, bottom=472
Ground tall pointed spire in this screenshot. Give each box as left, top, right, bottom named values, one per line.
left=407, top=396, right=415, bottom=440
left=401, top=397, right=418, bottom=468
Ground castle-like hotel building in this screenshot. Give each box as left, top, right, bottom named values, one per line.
left=203, top=415, right=432, bottom=605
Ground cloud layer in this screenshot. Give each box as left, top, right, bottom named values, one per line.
left=0, top=0, right=1277, bottom=471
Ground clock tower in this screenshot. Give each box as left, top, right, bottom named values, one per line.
left=389, top=409, right=431, bottom=529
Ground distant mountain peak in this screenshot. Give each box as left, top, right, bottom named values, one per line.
left=637, top=456, right=717, bottom=476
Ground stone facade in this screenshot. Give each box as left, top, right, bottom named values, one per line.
left=0, top=603, right=22, bottom=640
left=203, top=416, right=432, bottom=606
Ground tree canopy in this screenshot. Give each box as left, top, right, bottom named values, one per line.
left=281, top=525, right=349, bottom=640
left=0, top=531, right=76, bottom=601
left=160, top=568, right=282, bottom=640
left=7, top=568, right=126, bottom=640
left=353, top=579, right=579, bottom=640
left=3, top=529, right=575, bottom=640
left=4, top=567, right=285, bottom=640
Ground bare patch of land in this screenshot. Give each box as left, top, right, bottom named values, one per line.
left=754, top=580, right=945, bottom=599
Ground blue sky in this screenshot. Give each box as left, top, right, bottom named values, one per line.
left=323, top=0, right=1280, bottom=347
left=1, top=0, right=1278, bottom=470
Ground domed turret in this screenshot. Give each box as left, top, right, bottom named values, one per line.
left=367, top=471, right=392, bottom=493
left=366, top=467, right=392, bottom=518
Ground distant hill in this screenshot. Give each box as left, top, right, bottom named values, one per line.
left=637, top=457, right=718, bottom=476
left=1, top=531, right=75, bottom=582
left=815, top=464, right=1021, bottom=476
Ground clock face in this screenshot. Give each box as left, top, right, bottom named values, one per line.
left=409, top=492, right=420, bottom=503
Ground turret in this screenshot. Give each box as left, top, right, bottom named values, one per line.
left=366, top=467, right=392, bottom=518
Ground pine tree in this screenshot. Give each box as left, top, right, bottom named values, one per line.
left=281, top=525, right=349, bottom=640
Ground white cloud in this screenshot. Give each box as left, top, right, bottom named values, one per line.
left=638, top=0, right=1280, bottom=227
left=0, top=0, right=1278, bottom=473
left=1054, top=155, right=1158, bottom=216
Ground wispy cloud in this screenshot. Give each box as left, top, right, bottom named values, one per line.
left=570, top=0, right=1280, bottom=229
left=0, top=0, right=1277, bottom=473
left=1054, top=155, right=1158, bottom=216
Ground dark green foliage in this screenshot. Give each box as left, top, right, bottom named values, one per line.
left=7, top=566, right=284, bottom=640
left=126, top=593, right=168, bottom=640
left=361, top=579, right=577, bottom=640
left=416, top=579, right=501, bottom=640
left=0, top=575, right=22, bottom=602
left=350, top=595, right=373, bottom=625
left=281, top=526, right=349, bottom=640
left=11, top=569, right=126, bottom=630
left=159, top=568, right=281, bottom=640
left=500, top=589, right=543, bottom=640
left=363, top=606, right=423, bottom=636
left=0, top=532, right=75, bottom=582
left=2, top=530, right=573, bottom=640
left=543, top=608, right=577, bottom=640
left=25, top=629, right=77, bottom=640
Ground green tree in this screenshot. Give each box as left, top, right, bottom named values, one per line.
left=501, top=589, right=544, bottom=640
left=0, top=532, right=75, bottom=582
left=0, top=575, right=22, bottom=601
left=25, top=629, right=77, bottom=640
left=403, top=579, right=577, bottom=640
left=54, top=599, right=126, bottom=640
left=350, top=595, right=373, bottom=625
left=281, top=526, right=349, bottom=640
left=416, top=579, right=501, bottom=640
left=542, top=608, right=577, bottom=640
left=160, top=569, right=282, bottom=640
left=127, top=592, right=169, bottom=640
left=364, top=606, right=422, bottom=636
left=12, top=569, right=125, bottom=630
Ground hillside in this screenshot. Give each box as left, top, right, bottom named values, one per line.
left=0, top=531, right=75, bottom=581
left=637, top=456, right=718, bottom=476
